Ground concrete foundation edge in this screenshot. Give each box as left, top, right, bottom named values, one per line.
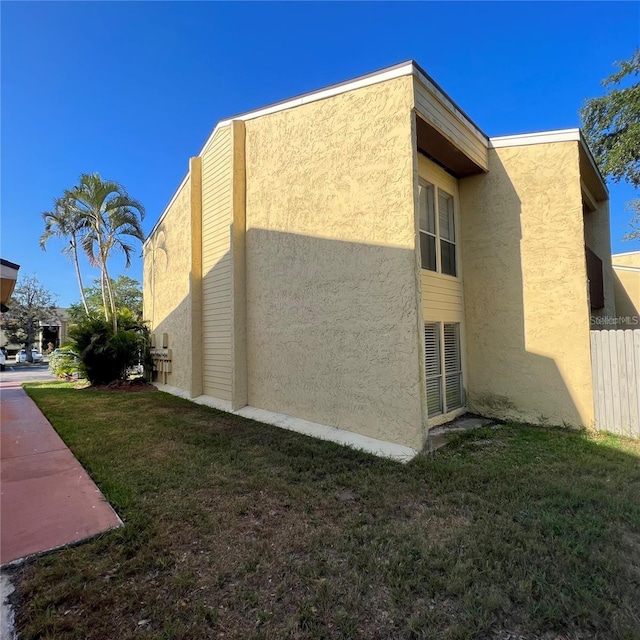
left=153, top=384, right=419, bottom=462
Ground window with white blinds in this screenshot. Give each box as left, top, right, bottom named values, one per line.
left=424, top=323, right=442, bottom=416
left=443, top=323, right=463, bottom=410
left=418, top=180, right=457, bottom=277
left=424, top=322, right=464, bottom=416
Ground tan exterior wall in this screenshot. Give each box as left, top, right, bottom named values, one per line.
left=243, top=75, right=425, bottom=450
left=584, top=199, right=616, bottom=321
left=459, top=141, right=595, bottom=428
left=612, top=252, right=640, bottom=329
left=143, top=175, right=195, bottom=393
left=612, top=251, right=640, bottom=268
left=201, top=126, right=233, bottom=401
left=414, top=79, right=487, bottom=171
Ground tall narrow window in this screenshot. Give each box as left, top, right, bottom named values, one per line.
left=425, top=322, right=464, bottom=417
left=443, top=323, right=463, bottom=410
left=418, top=181, right=457, bottom=277
left=418, top=182, right=437, bottom=272
left=424, top=323, right=442, bottom=416
left=438, top=191, right=456, bottom=276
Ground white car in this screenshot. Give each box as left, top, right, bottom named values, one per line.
left=0, top=351, right=5, bottom=371
left=15, top=349, right=44, bottom=363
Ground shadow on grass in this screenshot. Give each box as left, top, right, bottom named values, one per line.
left=12, top=382, right=640, bottom=640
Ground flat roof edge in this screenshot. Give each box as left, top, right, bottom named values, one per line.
left=490, top=128, right=581, bottom=147
left=0, top=258, right=20, bottom=271
left=578, top=130, right=608, bottom=195
left=411, top=62, right=488, bottom=144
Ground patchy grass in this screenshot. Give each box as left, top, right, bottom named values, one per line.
left=9, top=382, right=640, bottom=640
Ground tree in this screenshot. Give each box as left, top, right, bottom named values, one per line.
left=63, top=173, right=145, bottom=330
left=624, top=200, right=640, bottom=241
left=1, top=276, right=58, bottom=362
left=580, top=49, right=640, bottom=241
left=68, top=275, right=143, bottom=321
left=40, top=196, right=90, bottom=314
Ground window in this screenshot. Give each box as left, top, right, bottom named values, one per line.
left=443, top=323, right=463, bottom=410
left=419, top=183, right=437, bottom=272
left=424, top=323, right=442, bottom=416
left=424, top=322, right=464, bottom=416
left=418, top=180, right=457, bottom=276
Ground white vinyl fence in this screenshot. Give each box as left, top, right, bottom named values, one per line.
left=590, top=329, right=640, bottom=437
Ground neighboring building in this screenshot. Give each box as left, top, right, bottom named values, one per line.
left=39, top=307, right=70, bottom=352
left=612, top=251, right=640, bottom=330
left=0, top=308, right=70, bottom=355
left=143, top=60, right=614, bottom=459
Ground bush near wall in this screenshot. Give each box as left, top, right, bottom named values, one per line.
left=48, top=346, right=81, bottom=380
left=68, top=311, right=151, bottom=386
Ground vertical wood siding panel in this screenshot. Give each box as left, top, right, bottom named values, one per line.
left=201, top=126, right=233, bottom=401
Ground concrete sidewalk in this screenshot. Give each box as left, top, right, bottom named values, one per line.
left=1, top=380, right=121, bottom=565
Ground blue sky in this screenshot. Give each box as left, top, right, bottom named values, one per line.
left=2, top=1, right=639, bottom=306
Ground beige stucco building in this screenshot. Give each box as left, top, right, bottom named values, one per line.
left=612, top=251, right=640, bottom=330
left=143, top=61, right=615, bottom=459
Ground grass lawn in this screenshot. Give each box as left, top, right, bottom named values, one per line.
left=9, top=382, right=640, bottom=640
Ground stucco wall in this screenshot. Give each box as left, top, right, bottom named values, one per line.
left=143, top=176, right=194, bottom=393
left=612, top=253, right=640, bottom=329
left=459, top=141, right=595, bottom=428
left=243, top=75, right=425, bottom=450
left=612, top=251, right=640, bottom=268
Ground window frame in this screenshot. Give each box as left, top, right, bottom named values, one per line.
left=418, top=178, right=458, bottom=278
left=443, top=323, right=463, bottom=412
left=424, top=321, right=464, bottom=417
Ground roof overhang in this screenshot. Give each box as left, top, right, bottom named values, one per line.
left=0, top=258, right=20, bottom=312
left=415, top=116, right=487, bottom=178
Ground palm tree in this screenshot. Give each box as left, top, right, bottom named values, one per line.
left=66, top=173, right=145, bottom=330
left=40, top=196, right=90, bottom=314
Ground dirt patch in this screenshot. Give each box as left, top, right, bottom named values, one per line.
left=81, top=378, right=158, bottom=393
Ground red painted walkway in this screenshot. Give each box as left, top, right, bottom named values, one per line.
left=1, top=380, right=121, bottom=565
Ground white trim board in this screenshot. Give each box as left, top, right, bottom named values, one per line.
left=612, top=264, right=640, bottom=273
left=612, top=251, right=640, bottom=258
left=490, top=128, right=581, bottom=148
left=154, top=385, right=419, bottom=462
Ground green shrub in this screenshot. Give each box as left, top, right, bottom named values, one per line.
left=48, top=346, right=81, bottom=379
left=68, top=311, right=150, bottom=386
